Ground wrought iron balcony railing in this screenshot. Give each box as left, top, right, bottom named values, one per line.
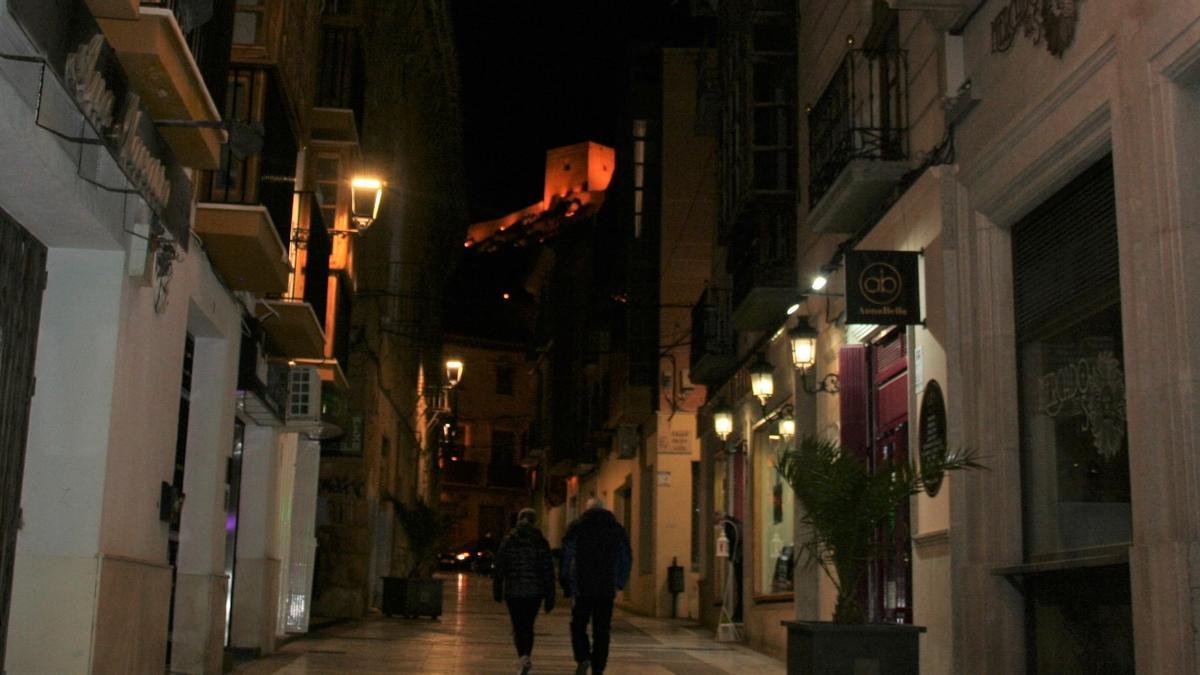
left=729, top=200, right=796, bottom=310
left=808, top=48, right=909, bottom=208
left=690, top=287, right=734, bottom=377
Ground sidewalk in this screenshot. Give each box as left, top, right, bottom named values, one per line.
left=236, top=573, right=785, bottom=674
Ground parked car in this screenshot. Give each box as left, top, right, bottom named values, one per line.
left=438, top=537, right=498, bottom=575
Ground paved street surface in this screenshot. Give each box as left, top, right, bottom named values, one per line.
left=236, top=573, right=785, bottom=674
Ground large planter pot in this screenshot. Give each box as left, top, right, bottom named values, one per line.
left=381, top=577, right=444, bottom=619
left=782, top=621, right=925, bottom=675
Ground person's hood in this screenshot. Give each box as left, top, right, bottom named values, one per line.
left=579, top=507, right=618, bottom=527
left=509, top=524, right=545, bottom=543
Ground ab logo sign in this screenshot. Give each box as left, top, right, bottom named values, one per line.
left=845, top=250, right=922, bottom=326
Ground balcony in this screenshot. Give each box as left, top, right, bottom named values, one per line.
left=807, top=48, right=909, bottom=234
left=729, top=200, right=796, bottom=330
left=255, top=300, right=325, bottom=360
left=85, top=0, right=139, bottom=20
left=196, top=66, right=299, bottom=247
left=97, top=4, right=230, bottom=168
left=194, top=203, right=289, bottom=294
left=689, top=287, right=736, bottom=386
left=231, top=0, right=322, bottom=138
left=237, top=324, right=288, bottom=426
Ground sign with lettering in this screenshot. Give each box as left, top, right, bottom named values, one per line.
left=918, top=380, right=948, bottom=497
left=8, top=0, right=193, bottom=249
left=991, top=0, right=1080, bottom=58
left=656, top=416, right=693, bottom=455
left=845, top=250, right=921, bottom=325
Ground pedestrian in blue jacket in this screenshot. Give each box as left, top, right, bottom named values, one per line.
left=494, top=508, right=556, bottom=675
left=560, top=498, right=632, bottom=675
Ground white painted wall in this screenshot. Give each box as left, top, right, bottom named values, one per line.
left=5, top=248, right=124, bottom=673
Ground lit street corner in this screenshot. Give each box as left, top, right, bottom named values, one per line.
left=235, top=573, right=785, bottom=674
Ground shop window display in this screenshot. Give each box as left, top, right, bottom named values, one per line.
left=756, top=428, right=794, bottom=593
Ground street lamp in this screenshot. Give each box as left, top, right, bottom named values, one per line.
left=789, top=325, right=838, bottom=395
left=350, top=177, right=385, bottom=230
left=789, top=325, right=817, bottom=370
left=778, top=412, right=795, bottom=441
left=749, top=356, right=775, bottom=406
left=445, top=358, right=464, bottom=388
left=713, top=405, right=734, bottom=441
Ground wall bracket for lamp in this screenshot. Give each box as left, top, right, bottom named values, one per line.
left=800, top=370, right=839, bottom=395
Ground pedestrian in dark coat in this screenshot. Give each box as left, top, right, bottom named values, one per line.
left=560, top=498, right=632, bottom=675
left=494, top=508, right=556, bottom=675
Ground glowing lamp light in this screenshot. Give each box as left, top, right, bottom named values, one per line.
left=713, top=405, right=734, bottom=441
left=789, top=326, right=818, bottom=370
left=786, top=302, right=801, bottom=316
left=456, top=552, right=470, bottom=561
left=811, top=275, right=828, bottom=291
left=749, top=357, right=775, bottom=405
left=778, top=413, right=795, bottom=440
left=445, top=358, right=464, bottom=388
left=350, top=177, right=384, bottom=228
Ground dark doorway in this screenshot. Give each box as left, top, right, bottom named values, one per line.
left=0, top=207, right=47, bottom=666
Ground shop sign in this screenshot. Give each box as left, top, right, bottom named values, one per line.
left=656, top=416, right=693, bottom=454
left=845, top=250, right=921, bottom=325
left=991, top=0, right=1079, bottom=58
left=8, top=0, right=193, bottom=250
left=918, top=380, right=948, bottom=497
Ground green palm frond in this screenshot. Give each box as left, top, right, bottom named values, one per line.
left=777, top=435, right=984, bottom=623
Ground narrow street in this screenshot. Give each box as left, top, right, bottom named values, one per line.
left=236, top=573, right=785, bottom=674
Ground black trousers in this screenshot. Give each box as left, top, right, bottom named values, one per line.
left=570, top=594, right=615, bottom=673
left=506, top=597, right=542, bottom=657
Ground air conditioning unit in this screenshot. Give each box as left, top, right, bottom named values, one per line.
left=287, top=366, right=322, bottom=424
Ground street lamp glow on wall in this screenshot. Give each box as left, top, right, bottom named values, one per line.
left=713, top=405, right=734, bottom=441
left=749, top=356, right=775, bottom=405
left=445, top=358, right=464, bottom=388
left=351, top=177, right=384, bottom=229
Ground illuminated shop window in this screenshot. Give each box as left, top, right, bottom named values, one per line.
left=756, top=427, right=794, bottom=593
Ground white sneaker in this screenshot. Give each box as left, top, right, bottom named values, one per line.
left=519, top=655, right=532, bottom=675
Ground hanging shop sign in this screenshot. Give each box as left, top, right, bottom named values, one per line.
left=8, top=0, right=193, bottom=250
left=991, top=0, right=1080, bottom=58
left=845, top=249, right=921, bottom=325
left=918, top=380, right=948, bottom=497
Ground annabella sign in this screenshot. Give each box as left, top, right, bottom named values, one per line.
left=8, top=0, right=192, bottom=250
left=845, top=250, right=921, bottom=325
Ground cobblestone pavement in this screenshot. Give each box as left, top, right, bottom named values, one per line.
left=236, top=573, right=785, bottom=674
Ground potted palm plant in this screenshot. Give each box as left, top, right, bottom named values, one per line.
left=776, top=435, right=982, bottom=674
left=382, top=497, right=455, bottom=619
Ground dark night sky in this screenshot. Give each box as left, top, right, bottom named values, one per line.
left=450, top=1, right=705, bottom=222
left=445, top=2, right=706, bottom=341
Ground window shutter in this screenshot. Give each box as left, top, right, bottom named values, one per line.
left=839, top=344, right=870, bottom=459
left=1012, top=155, right=1118, bottom=339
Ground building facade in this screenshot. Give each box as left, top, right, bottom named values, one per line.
left=686, top=0, right=1200, bottom=672
left=0, top=0, right=443, bottom=671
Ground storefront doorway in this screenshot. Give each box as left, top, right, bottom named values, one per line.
left=840, top=327, right=913, bottom=624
